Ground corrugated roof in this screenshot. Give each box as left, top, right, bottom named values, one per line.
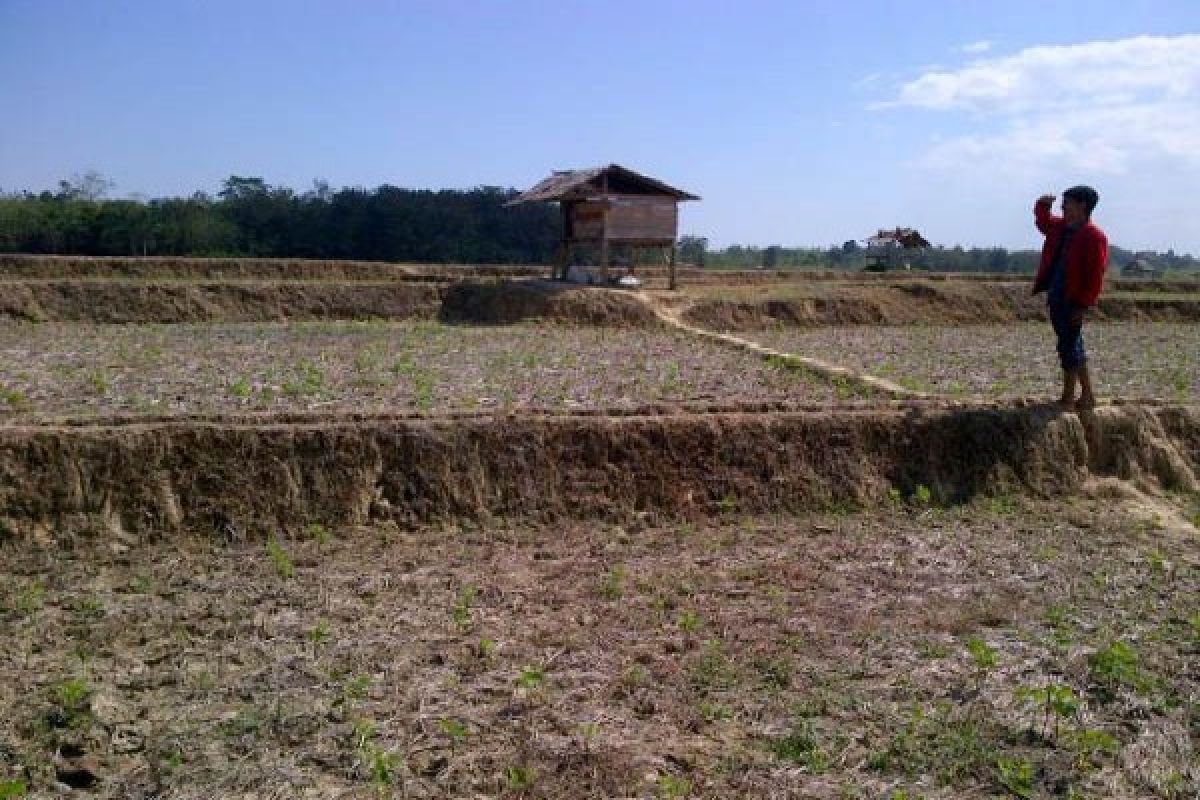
left=506, top=164, right=700, bottom=205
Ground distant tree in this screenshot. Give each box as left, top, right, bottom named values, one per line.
left=677, top=235, right=708, bottom=266
left=57, top=170, right=114, bottom=201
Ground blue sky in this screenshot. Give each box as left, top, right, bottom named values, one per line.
left=2, top=1, right=1198, bottom=252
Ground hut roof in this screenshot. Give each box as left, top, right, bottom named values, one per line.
left=1123, top=257, right=1160, bottom=272
left=507, top=164, right=700, bottom=205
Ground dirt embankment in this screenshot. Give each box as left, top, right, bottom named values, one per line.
left=0, top=254, right=548, bottom=281
left=440, top=280, right=660, bottom=326
left=0, top=281, right=447, bottom=324
left=0, top=278, right=656, bottom=326
left=682, top=282, right=1200, bottom=330
left=1, top=404, right=1194, bottom=543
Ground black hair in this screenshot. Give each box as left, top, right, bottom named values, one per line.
left=1063, top=185, right=1099, bottom=215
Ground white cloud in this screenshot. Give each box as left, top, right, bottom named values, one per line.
left=876, top=34, right=1200, bottom=175
left=851, top=71, right=883, bottom=91
left=959, top=40, right=992, bottom=54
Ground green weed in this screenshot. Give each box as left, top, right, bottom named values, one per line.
left=282, top=360, right=325, bottom=397
left=1066, top=727, right=1119, bottom=769
left=1016, top=683, right=1079, bottom=740
left=965, top=636, right=997, bottom=693
left=916, top=639, right=951, bottom=660
left=677, top=609, right=702, bottom=634
left=986, top=494, right=1017, bottom=515
left=73, top=595, right=105, bottom=619
left=219, top=706, right=263, bottom=738
left=12, top=580, right=45, bottom=615
left=656, top=774, right=691, bottom=799
left=266, top=537, right=295, bottom=579
left=306, top=522, right=332, bottom=547
left=867, top=705, right=996, bottom=787
left=1088, top=640, right=1149, bottom=695
left=438, top=717, right=468, bottom=750
left=600, top=565, right=626, bottom=600
left=50, top=677, right=92, bottom=728
left=690, top=640, right=739, bottom=693
left=335, top=674, right=372, bottom=709
left=756, top=655, right=792, bottom=689
left=89, top=370, right=110, bottom=395
left=452, top=584, right=477, bottom=630
left=995, top=756, right=1034, bottom=798
left=228, top=377, right=252, bottom=398
left=307, top=619, right=332, bottom=649
left=504, top=764, right=536, bottom=791
left=0, top=779, right=28, bottom=799
left=516, top=665, right=546, bottom=690
left=699, top=701, right=734, bottom=722
left=771, top=719, right=829, bottom=773
left=0, top=384, right=29, bottom=409
left=365, top=746, right=401, bottom=786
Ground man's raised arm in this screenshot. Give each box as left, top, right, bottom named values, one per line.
left=1034, top=193, right=1060, bottom=235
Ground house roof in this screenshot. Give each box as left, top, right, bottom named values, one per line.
left=506, top=164, right=700, bottom=205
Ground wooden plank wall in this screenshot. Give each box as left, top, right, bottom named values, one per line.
left=570, top=196, right=677, bottom=242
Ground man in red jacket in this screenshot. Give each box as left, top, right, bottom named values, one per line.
left=1031, top=186, right=1108, bottom=411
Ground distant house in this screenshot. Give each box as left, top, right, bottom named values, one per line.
left=863, top=227, right=930, bottom=272
left=508, top=164, right=700, bottom=289
left=1121, top=256, right=1163, bottom=278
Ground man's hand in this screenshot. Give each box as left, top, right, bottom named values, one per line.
left=1037, top=193, right=1056, bottom=206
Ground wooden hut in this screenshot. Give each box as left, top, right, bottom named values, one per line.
left=1121, top=256, right=1162, bottom=278
left=508, top=164, right=699, bottom=289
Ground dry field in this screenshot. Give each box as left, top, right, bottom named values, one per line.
left=0, top=321, right=841, bottom=419
left=1, top=268, right=1198, bottom=799
left=748, top=323, right=1200, bottom=403
left=1, top=494, right=1197, bottom=799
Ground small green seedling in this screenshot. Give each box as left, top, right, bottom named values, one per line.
left=1088, top=640, right=1148, bottom=695
left=307, top=619, right=331, bottom=650
left=516, top=665, right=545, bottom=690
left=266, top=537, right=294, bottom=579
left=439, top=717, right=468, bottom=750
left=366, top=747, right=401, bottom=786
left=306, top=522, right=332, bottom=546
left=452, top=584, right=477, bottom=630
left=55, top=677, right=92, bottom=718
left=600, top=565, right=626, bottom=600
left=476, top=637, right=497, bottom=661
left=0, top=779, right=28, bottom=798
left=1016, top=683, right=1079, bottom=740
left=504, top=765, right=536, bottom=790
left=1067, top=727, right=1119, bottom=769
left=577, top=722, right=601, bottom=751
left=229, top=378, right=252, bottom=398
left=656, top=774, right=691, bottom=799
left=996, top=756, right=1034, bottom=798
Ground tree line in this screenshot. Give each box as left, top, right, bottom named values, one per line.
left=1, top=175, right=1194, bottom=273
left=678, top=236, right=1198, bottom=275
left=0, top=174, right=560, bottom=264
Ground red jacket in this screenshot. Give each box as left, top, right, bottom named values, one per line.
left=1032, top=199, right=1108, bottom=307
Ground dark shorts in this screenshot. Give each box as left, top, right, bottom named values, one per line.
left=1049, top=298, right=1086, bottom=370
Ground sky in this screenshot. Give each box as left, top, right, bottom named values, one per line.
left=2, top=0, right=1198, bottom=253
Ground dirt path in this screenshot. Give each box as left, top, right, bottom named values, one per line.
left=634, top=291, right=928, bottom=399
